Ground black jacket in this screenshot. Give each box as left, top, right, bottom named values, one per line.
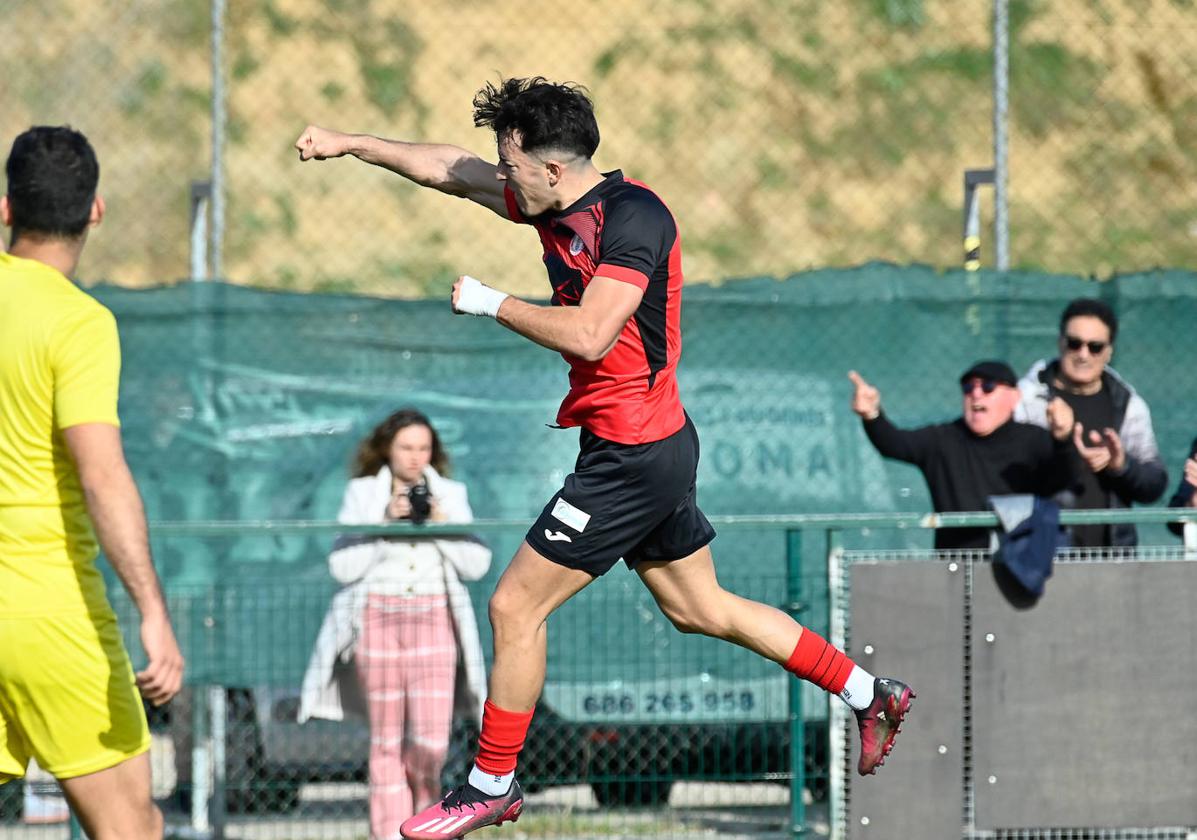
left=863, top=413, right=1080, bottom=550
left=1166, top=436, right=1197, bottom=538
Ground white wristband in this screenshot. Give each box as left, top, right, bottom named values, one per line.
left=455, top=275, right=509, bottom=318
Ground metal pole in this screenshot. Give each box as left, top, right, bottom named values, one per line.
left=786, top=528, right=808, bottom=838
left=993, top=0, right=1010, bottom=270
left=826, top=530, right=847, bottom=840
left=191, top=687, right=211, bottom=834
left=209, top=687, right=227, bottom=838
left=210, top=0, right=226, bottom=281
left=189, top=181, right=211, bottom=281
left=963, top=169, right=995, bottom=271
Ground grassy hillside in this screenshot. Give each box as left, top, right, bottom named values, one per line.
left=4, top=0, right=1194, bottom=294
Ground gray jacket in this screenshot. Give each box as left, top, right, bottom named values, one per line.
left=1015, top=358, right=1168, bottom=546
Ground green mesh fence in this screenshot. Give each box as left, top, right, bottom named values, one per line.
left=89, top=524, right=826, bottom=839
left=93, top=265, right=1197, bottom=567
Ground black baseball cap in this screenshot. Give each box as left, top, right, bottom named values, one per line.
left=959, top=360, right=1018, bottom=387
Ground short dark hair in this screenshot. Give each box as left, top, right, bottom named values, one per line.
left=5, top=126, right=99, bottom=242
left=472, top=77, right=600, bottom=159
left=1059, top=297, right=1118, bottom=344
left=351, top=408, right=449, bottom=478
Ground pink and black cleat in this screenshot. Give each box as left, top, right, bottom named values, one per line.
left=855, top=677, right=915, bottom=776
left=400, top=780, right=524, bottom=839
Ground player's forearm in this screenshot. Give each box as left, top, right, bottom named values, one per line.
left=348, top=136, right=482, bottom=196
left=496, top=297, right=615, bottom=361
left=80, top=467, right=170, bottom=620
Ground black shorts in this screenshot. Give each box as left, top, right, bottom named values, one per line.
left=525, top=414, right=716, bottom=576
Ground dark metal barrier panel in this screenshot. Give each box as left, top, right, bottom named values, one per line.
left=973, top=555, right=1197, bottom=830
left=837, top=544, right=1197, bottom=840
left=842, top=558, right=965, bottom=840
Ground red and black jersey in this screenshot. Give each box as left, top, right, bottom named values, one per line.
left=504, top=170, right=686, bottom=445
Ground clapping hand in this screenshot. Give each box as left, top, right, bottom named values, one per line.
left=1045, top=397, right=1075, bottom=442
left=1072, top=424, right=1126, bottom=473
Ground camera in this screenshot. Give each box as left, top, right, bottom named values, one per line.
left=407, top=483, right=432, bottom=525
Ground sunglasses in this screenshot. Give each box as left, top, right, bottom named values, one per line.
left=1063, top=335, right=1108, bottom=354
left=960, top=378, right=1000, bottom=395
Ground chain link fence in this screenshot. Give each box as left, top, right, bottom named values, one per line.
left=4, top=0, right=1195, bottom=293
left=0, top=523, right=827, bottom=839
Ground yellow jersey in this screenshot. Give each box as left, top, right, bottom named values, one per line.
left=0, top=252, right=121, bottom=618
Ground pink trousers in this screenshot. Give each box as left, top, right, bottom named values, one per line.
left=357, top=594, right=457, bottom=840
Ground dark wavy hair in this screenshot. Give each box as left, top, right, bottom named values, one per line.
left=5, top=126, right=99, bottom=243
left=472, top=76, right=600, bottom=159
left=351, top=408, right=450, bottom=478
left=1059, top=297, right=1118, bottom=345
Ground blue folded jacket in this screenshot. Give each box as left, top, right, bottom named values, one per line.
left=988, top=495, right=1067, bottom=598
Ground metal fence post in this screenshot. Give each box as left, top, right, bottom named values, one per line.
left=209, top=0, right=226, bottom=281
left=191, top=686, right=211, bottom=834
left=190, top=181, right=211, bottom=282
left=993, top=0, right=1010, bottom=270
left=785, top=527, right=807, bottom=837
left=963, top=168, right=995, bottom=270
left=209, top=686, right=227, bottom=838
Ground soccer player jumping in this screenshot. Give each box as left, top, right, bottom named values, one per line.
left=296, top=77, right=913, bottom=839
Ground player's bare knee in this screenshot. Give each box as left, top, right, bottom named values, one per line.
left=661, top=602, right=712, bottom=636
left=488, top=588, right=533, bottom=636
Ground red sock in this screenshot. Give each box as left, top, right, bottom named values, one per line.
left=474, top=699, right=535, bottom=776
left=783, top=629, right=856, bottom=695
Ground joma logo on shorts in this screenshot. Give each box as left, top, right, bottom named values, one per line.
left=543, top=529, right=572, bottom=543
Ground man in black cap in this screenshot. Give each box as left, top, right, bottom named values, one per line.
left=848, top=361, right=1080, bottom=550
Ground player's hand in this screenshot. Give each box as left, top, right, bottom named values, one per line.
left=451, top=277, right=465, bottom=313
left=1045, top=397, right=1074, bottom=441
left=137, top=611, right=184, bottom=706
left=847, top=370, right=881, bottom=420
left=295, top=125, right=350, bottom=161
left=452, top=275, right=508, bottom=317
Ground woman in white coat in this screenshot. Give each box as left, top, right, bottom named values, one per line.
left=300, top=409, right=491, bottom=840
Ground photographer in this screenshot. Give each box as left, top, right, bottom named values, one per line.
left=299, top=409, right=490, bottom=840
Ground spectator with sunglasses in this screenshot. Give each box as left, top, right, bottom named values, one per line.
left=1015, top=298, right=1167, bottom=548
left=849, top=361, right=1079, bottom=550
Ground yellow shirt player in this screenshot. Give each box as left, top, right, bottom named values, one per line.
left=0, top=126, right=183, bottom=839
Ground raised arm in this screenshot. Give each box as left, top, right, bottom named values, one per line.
left=63, top=423, right=183, bottom=705
left=294, top=124, right=507, bottom=217
left=453, top=274, right=644, bottom=362
left=847, top=371, right=938, bottom=465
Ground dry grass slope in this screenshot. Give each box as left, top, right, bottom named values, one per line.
left=4, top=0, right=1194, bottom=293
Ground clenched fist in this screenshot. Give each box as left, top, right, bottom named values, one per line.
left=294, top=125, right=351, bottom=161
